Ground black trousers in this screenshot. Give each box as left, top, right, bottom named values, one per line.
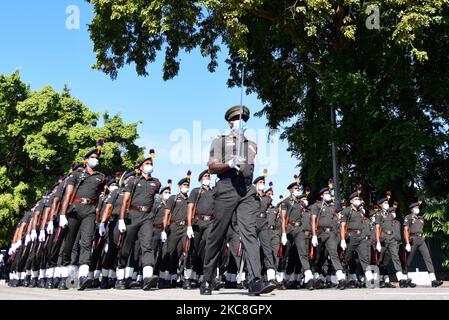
left=118, top=210, right=154, bottom=269
left=151, top=227, right=163, bottom=274
left=188, top=219, right=213, bottom=275
left=287, top=227, right=312, bottom=272
left=269, top=229, right=282, bottom=271
left=315, top=230, right=343, bottom=273
left=344, top=235, right=371, bottom=272
left=45, top=220, right=64, bottom=269
left=164, top=224, right=187, bottom=275
left=404, top=235, right=435, bottom=273
left=203, top=182, right=261, bottom=283
left=101, top=220, right=120, bottom=270
left=60, top=203, right=96, bottom=266
left=378, top=237, right=402, bottom=273
left=256, top=219, right=276, bottom=271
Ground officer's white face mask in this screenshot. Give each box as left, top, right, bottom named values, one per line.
left=391, top=211, right=396, bottom=219
left=202, top=179, right=211, bottom=186
left=302, top=200, right=309, bottom=207
left=413, top=208, right=420, bottom=215
left=293, top=190, right=301, bottom=198
left=382, top=203, right=389, bottom=210
left=231, top=120, right=248, bottom=133
left=323, top=194, right=332, bottom=202
left=352, top=200, right=362, bottom=208
left=181, top=187, right=189, bottom=194
left=142, top=165, right=153, bottom=175
left=87, top=158, right=99, bottom=168
left=109, top=186, right=118, bottom=192
left=257, top=184, right=265, bottom=191
left=162, top=193, right=170, bottom=200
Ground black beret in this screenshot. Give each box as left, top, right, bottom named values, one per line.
left=253, top=176, right=265, bottom=185
left=409, top=202, right=419, bottom=209
left=225, top=105, right=250, bottom=122
left=287, top=182, right=298, bottom=190
left=107, top=179, right=118, bottom=187
left=135, top=157, right=153, bottom=169
left=319, top=187, right=329, bottom=195
left=377, top=197, right=388, bottom=205
left=265, top=187, right=273, bottom=193
left=349, top=192, right=360, bottom=200
left=84, top=149, right=100, bottom=159
left=160, top=186, right=171, bottom=194
left=198, top=169, right=209, bottom=181
left=178, top=178, right=190, bottom=185
left=123, top=171, right=136, bottom=181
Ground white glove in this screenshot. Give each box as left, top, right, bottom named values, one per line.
left=186, top=226, right=194, bottom=239
left=161, top=231, right=167, bottom=243
left=16, top=239, right=22, bottom=248
left=227, top=157, right=240, bottom=171
left=46, top=222, right=54, bottom=235
left=118, top=219, right=126, bottom=233
left=30, top=230, right=37, bottom=242
left=340, top=239, right=347, bottom=251
left=405, top=243, right=411, bottom=252
left=8, top=247, right=14, bottom=255
left=25, top=234, right=31, bottom=246
left=376, top=242, right=382, bottom=252
left=59, top=215, right=68, bottom=228
left=312, top=235, right=318, bottom=247
left=281, top=233, right=288, bottom=246
left=104, top=243, right=109, bottom=253
left=99, top=223, right=106, bottom=236
left=38, top=230, right=46, bottom=242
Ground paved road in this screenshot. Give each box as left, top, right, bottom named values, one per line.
left=1, top=283, right=449, bottom=300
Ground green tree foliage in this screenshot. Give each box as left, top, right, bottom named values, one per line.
left=0, top=72, right=143, bottom=246
left=87, top=0, right=448, bottom=259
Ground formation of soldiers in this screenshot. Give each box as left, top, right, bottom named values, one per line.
left=3, top=106, right=444, bottom=296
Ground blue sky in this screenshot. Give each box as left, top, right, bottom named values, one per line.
left=0, top=0, right=301, bottom=198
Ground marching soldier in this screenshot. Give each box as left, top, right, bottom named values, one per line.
left=374, top=197, right=406, bottom=288
left=311, top=187, right=347, bottom=289
left=265, top=187, right=283, bottom=287
left=184, top=169, right=215, bottom=289
left=253, top=174, right=277, bottom=285
left=403, top=201, right=443, bottom=287
left=281, top=182, right=315, bottom=289
left=341, top=192, right=374, bottom=287
left=115, top=150, right=161, bottom=290
left=201, top=105, right=275, bottom=296
left=162, top=173, right=190, bottom=287
left=57, top=140, right=106, bottom=290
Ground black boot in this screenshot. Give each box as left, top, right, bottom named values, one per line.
left=58, top=277, right=68, bottom=290
left=91, top=278, right=100, bottom=289
left=211, top=278, right=224, bottom=291
left=115, top=279, right=127, bottom=290
left=183, top=279, right=192, bottom=290
left=431, top=280, right=443, bottom=287
left=277, top=281, right=287, bottom=290
left=23, top=275, right=31, bottom=287
left=199, top=281, right=212, bottom=295
left=78, top=277, right=93, bottom=291
left=337, top=279, right=347, bottom=290
left=248, top=279, right=276, bottom=296
left=406, top=278, right=417, bottom=288
left=29, top=277, right=38, bottom=288
left=237, top=280, right=248, bottom=290
left=37, top=278, right=45, bottom=288
left=108, top=278, right=116, bottom=289
left=306, top=279, right=315, bottom=290
left=100, top=277, right=110, bottom=289
left=143, top=276, right=159, bottom=291
left=52, top=277, right=60, bottom=289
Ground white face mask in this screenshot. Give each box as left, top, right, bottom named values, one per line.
left=268, top=195, right=273, bottom=200
left=202, top=179, right=211, bottom=186
left=109, top=186, right=118, bottom=192
left=302, top=200, right=309, bottom=207
left=413, top=208, right=420, bottom=215
left=293, top=190, right=300, bottom=198
left=142, top=165, right=153, bottom=175
left=353, top=200, right=362, bottom=208
left=231, top=120, right=248, bottom=133
left=87, top=158, right=99, bottom=168
left=391, top=211, right=396, bottom=219
left=181, top=187, right=189, bottom=194
left=382, top=203, right=389, bottom=210
left=257, top=184, right=266, bottom=191
left=323, top=194, right=332, bottom=202
left=162, top=193, right=170, bottom=200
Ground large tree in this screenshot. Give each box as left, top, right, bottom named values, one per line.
left=0, top=71, right=143, bottom=246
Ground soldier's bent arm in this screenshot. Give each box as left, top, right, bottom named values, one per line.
left=31, top=210, right=41, bottom=232
left=340, top=222, right=347, bottom=241
left=40, top=207, right=51, bottom=230
left=59, top=184, right=74, bottom=216
left=49, top=196, right=61, bottom=222
left=119, top=192, right=131, bottom=220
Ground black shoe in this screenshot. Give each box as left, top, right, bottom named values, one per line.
left=115, top=279, right=127, bottom=290
left=399, top=280, right=408, bottom=288
left=143, top=276, right=159, bottom=291
left=384, top=282, right=395, bottom=288
left=100, top=277, right=110, bottom=289
left=52, top=277, right=60, bottom=289
left=200, top=281, right=212, bottom=295
left=314, top=279, right=326, bottom=289
left=58, top=277, right=68, bottom=290
left=432, top=280, right=443, bottom=288
left=237, top=280, right=248, bottom=290
left=128, top=279, right=142, bottom=289
left=9, top=279, right=17, bottom=287
left=91, top=278, right=100, bottom=288
left=277, top=281, right=287, bottom=290
left=78, top=277, right=93, bottom=291
left=248, top=279, right=276, bottom=296
left=306, top=279, right=315, bottom=290
left=108, top=278, right=116, bottom=289
left=211, top=278, right=224, bottom=291
left=23, top=275, right=31, bottom=287
left=29, top=277, right=38, bottom=288
left=45, top=278, right=53, bottom=289
left=406, top=278, right=417, bottom=288
left=157, top=279, right=167, bottom=289
left=37, top=278, right=45, bottom=288
left=183, top=279, right=192, bottom=290
left=379, top=280, right=386, bottom=288
left=337, top=279, right=347, bottom=290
